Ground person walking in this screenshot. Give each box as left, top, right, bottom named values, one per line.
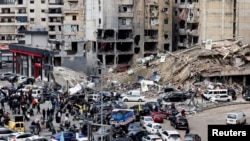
left=37, top=104, right=41, bottom=114
left=42, top=109, right=46, bottom=120
left=46, top=108, right=50, bottom=120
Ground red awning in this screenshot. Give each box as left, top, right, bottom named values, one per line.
left=10, top=49, right=42, bottom=57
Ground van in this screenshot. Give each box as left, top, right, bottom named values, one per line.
left=226, top=112, right=246, bottom=125
left=203, top=89, right=228, bottom=99
left=121, top=90, right=141, bottom=97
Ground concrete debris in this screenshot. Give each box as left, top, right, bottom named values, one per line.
left=52, top=66, right=87, bottom=91
left=107, top=39, right=250, bottom=88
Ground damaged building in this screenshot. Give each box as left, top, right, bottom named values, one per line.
left=85, top=0, right=173, bottom=74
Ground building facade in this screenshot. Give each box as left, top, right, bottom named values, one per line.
left=0, top=0, right=87, bottom=73
left=174, top=0, right=250, bottom=48
left=85, top=0, right=173, bottom=74
left=9, top=29, right=54, bottom=80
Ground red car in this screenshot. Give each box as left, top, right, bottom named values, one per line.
left=151, top=113, right=164, bottom=123
left=151, top=109, right=179, bottom=120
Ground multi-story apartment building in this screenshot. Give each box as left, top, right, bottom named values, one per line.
left=85, top=0, right=173, bottom=74
left=0, top=0, right=86, bottom=72
left=174, top=0, right=250, bottom=48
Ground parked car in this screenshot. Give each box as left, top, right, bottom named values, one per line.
left=162, top=92, right=188, bottom=102
left=184, top=134, right=201, bottom=141
left=0, top=72, right=15, bottom=81
left=210, top=94, right=232, bottom=102
left=111, top=101, right=128, bottom=109
left=145, top=123, right=163, bottom=134
left=0, top=127, right=16, bottom=138
left=226, top=111, right=246, bottom=125
left=7, top=132, right=35, bottom=141
left=144, top=102, right=161, bottom=111
left=243, top=90, right=250, bottom=101
left=140, top=116, right=155, bottom=128
left=142, top=134, right=162, bottom=141
left=130, top=131, right=149, bottom=141
left=160, top=130, right=181, bottom=141
left=170, top=116, right=189, bottom=129
left=51, top=131, right=87, bottom=141
left=122, top=95, right=145, bottom=102
left=128, top=123, right=141, bottom=133
left=150, top=113, right=164, bottom=123
left=25, top=135, right=49, bottom=141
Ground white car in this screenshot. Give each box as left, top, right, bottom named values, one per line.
left=142, top=134, right=162, bottom=141
left=122, top=95, right=145, bottom=102
left=210, top=94, right=232, bottom=102
left=18, top=76, right=28, bottom=84
left=145, top=123, right=163, bottom=134
left=7, top=132, right=35, bottom=141
left=25, top=135, right=48, bottom=141
left=160, top=130, right=181, bottom=141
left=140, top=116, right=154, bottom=128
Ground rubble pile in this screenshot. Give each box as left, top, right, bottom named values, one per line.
left=52, top=66, right=87, bottom=88
left=108, top=39, right=250, bottom=88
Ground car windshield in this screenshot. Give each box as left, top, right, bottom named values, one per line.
left=145, top=118, right=153, bottom=121
left=153, top=125, right=162, bottom=129
left=170, top=134, right=180, bottom=138
left=227, top=114, right=237, bottom=119
left=184, top=136, right=193, bottom=141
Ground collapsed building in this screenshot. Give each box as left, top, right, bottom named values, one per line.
left=108, top=39, right=250, bottom=87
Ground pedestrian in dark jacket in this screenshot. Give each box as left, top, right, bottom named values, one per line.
left=37, top=104, right=41, bottom=114
left=46, top=108, right=50, bottom=120
left=42, top=109, right=46, bottom=120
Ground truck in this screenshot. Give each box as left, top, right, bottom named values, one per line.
left=109, top=109, right=135, bottom=125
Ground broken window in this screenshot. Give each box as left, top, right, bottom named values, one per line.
left=193, top=36, right=198, bottom=44
left=117, top=42, right=133, bottom=52
left=72, top=16, right=77, bottom=21
left=118, top=55, right=133, bottom=64
left=118, top=30, right=132, bottom=39
left=145, top=30, right=158, bottom=38
left=106, top=55, right=114, bottom=65
left=164, top=44, right=170, bottom=51
left=144, top=42, right=157, bottom=52
left=103, top=30, right=115, bottom=39
left=164, top=18, right=168, bottom=24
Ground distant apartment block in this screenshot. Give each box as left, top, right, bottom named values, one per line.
left=174, top=0, right=250, bottom=49
left=85, top=0, right=173, bottom=73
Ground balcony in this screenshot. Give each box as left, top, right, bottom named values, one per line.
left=178, top=28, right=186, bottom=35
left=63, top=6, right=78, bottom=14
left=48, top=21, right=63, bottom=25
left=118, top=12, right=133, bottom=17
left=0, top=12, right=15, bottom=17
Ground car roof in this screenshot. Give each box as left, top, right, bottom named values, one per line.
left=164, top=130, right=180, bottom=134
left=10, top=132, right=31, bottom=136
left=143, top=116, right=152, bottom=119
left=147, top=134, right=161, bottom=138
left=26, top=135, right=46, bottom=140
